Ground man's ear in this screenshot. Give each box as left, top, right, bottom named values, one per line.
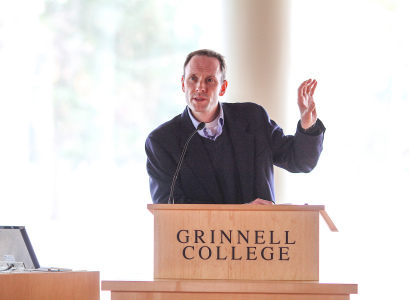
left=219, top=80, right=228, bottom=96
left=181, top=76, right=185, bottom=92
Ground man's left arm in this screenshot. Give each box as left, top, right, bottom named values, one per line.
left=247, top=79, right=325, bottom=205
left=271, top=79, right=325, bottom=173
left=291, top=79, right=325, bottom=171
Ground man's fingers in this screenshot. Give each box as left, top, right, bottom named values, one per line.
left=298, top=80, right=307, bottom=98
left=305, top=79, right=317, bottom=95
left=298, top=80, right=308, bottom=106
left=298, top=79, right=317, bottom=111
left=299, top=79, right=316, bottom=95
left=310, top=80, right=317, bottom=96
left=246, top=198, right=274, bottom=205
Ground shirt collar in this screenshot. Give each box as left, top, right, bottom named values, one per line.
left=188, top=103, right=224, bottom=140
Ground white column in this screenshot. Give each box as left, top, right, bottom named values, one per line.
left=223, top=0, right=292, bottom=203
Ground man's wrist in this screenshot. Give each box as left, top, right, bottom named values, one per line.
left=301, top=121, right=316, bottom=132
left=298, top=120, right=324, bottom=136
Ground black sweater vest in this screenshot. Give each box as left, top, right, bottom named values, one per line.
left=200, top=126, right=243, bottom=204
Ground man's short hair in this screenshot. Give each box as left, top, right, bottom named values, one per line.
left=183, top=49, right=227, bottom=82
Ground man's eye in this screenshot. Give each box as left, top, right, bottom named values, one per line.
left=207, top=78, right=214, bottom=82
left=189, top=76, right=196, bottom=80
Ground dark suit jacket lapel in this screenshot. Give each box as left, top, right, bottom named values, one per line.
left=222, top=103, right=255, bottom=203
left=179, top=108, right=223, bottom=203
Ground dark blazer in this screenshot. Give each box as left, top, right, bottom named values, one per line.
left=145, top=102, right=325, bottom=204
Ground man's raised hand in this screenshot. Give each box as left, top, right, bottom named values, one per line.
left=298, top=79, right=318, bottom=130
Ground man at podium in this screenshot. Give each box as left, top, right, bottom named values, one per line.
left=145, top=49, right=325, bottom=205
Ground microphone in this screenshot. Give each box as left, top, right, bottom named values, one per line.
left=168, top=122, right=206, bottom=204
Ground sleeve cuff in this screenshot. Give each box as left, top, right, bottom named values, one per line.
left=297, top=119, right=325, bottom=136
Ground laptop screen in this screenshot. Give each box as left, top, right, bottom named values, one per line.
left=0, top=226, right=40, bottom=270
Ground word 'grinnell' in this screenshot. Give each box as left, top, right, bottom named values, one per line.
left=176, top=230, right=296, bottom=261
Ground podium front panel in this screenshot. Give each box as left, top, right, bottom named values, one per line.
left=151, top=205, right=320, bottom=281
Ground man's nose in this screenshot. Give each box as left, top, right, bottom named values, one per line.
left=196, top=80, right=206, bottom=92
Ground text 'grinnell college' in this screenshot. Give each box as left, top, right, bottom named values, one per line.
left=176, top=230, right=296, bottom=261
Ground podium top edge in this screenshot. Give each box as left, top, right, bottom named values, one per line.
left=147, top=204, right=325, bottom=213
left=147, top=204, right=337, bottom=232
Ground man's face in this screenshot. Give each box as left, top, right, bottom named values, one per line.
left=182, top=55, right=227, bottom=123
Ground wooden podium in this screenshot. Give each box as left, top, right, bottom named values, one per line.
left=102, top=204, right=357, bottom=299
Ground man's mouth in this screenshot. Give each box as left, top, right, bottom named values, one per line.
left=193, top=97, right=207, bottom=101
